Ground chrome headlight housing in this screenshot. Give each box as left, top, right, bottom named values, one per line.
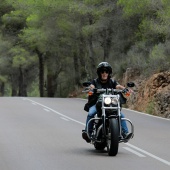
left=111, top=98, right=118, bottom=105
left=104, top=97, right=111, bottom=105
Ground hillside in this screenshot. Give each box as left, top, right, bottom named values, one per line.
left=124, top=69, right=170, bottom=118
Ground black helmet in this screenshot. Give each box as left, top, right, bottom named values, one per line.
left=97, top=62, right=112, bottom=77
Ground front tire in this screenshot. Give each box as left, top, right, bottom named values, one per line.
left=107, top=118, right=119, bottom=156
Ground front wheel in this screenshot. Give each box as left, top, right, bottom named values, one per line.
left=107, top=118, right=119, bottom=156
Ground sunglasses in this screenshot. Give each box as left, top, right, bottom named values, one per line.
left=101, top=69, right=109, bottom=74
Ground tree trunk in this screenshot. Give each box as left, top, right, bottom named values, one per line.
left=46, top=52, right=55, bottom=97
left=18, top=66, right=27, bottom=96
left=73, top=51, right=81, bottom=86
left=0, top=82, right=5, bottom=96
left=36, top=49, right=44, bottom=97
left=103, top=27, right=112, bottom=61
left=10, top=73, right=18, bottom=96
left=88, top=35, right=96, bottom=79
left=45, top=51, right=62, bottom=97
left=39, top=54, right=44, bottom=97
left=88, top=15, right=96, bottom=79
left=47, top=72, right=55, bottom=97
left=79, top=34, right=87, bottom=81
left=12, top=88, right=17, bottom=96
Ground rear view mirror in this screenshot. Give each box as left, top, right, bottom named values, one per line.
left=83, top=81, right=91, bottom=87
left=127, top=82, right=135, bottom=87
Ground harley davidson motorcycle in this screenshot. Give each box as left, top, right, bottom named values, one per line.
left=82, top=82, right=135, bottom=156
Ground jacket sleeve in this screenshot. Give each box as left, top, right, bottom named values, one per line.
left=111, top=79, right=119, bottom=89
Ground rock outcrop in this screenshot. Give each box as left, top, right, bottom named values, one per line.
left=123, top=69, right=170, bottom=118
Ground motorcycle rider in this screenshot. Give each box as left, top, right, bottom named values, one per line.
left=82, top=62, right=132, bottom=143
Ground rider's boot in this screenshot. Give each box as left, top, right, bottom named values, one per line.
left=82, top=130, right=91, bottom=143
left=122, top=132, right=133, bottom=142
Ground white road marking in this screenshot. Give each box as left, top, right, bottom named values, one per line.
left=123, top=147, right=146, bottom=157
left=43, top=108, right=50, bottom=112
left=61, top=117, right=69, bottom=121
left=24, top=98, right=85, bottom=126
left=126, top=143, right=170, bottom=166
left=124, top=108, right=170, bottom=121
left=24, top=98, right=170, bottom=166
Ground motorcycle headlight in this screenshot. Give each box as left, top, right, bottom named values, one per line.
left=104, top=97, right=111, bottom=105
left=112, top=98, right=118, bottom=105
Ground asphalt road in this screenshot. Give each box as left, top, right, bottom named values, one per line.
left=0, top=97, right=169, bottom=170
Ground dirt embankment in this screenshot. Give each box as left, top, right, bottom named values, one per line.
left=123, top=68, right=170, bottom=118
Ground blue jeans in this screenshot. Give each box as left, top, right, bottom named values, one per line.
left=85, top=105, right=128, bottom=134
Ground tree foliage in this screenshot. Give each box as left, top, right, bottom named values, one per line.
left=0, top=0, right=169, bottom=97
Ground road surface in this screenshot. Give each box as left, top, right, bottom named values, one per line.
left=0, top=97, right=169, bottom=170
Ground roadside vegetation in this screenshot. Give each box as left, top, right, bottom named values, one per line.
left=0, top=0, right=169, bottom=97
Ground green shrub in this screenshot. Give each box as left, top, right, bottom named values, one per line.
left=148, top=43, right=169, bottom=73
left=146, top=100, right=155, bottom=115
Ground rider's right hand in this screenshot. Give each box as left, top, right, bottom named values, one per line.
left=89, top=84, right=95, bottom=90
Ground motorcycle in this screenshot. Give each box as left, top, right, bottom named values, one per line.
left=82, top=82, right=135, bottom=156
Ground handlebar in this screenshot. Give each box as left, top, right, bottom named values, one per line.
left=82, top=88, right=124, bottom=94
left=82, top=81, right=134, bottom=96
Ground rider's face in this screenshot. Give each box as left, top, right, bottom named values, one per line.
left=100, top=69, right=109, bottom=81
